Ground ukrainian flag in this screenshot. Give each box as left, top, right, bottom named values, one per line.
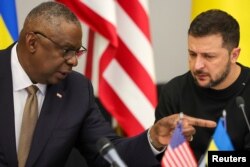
left=207, top=118, right=234, bottom=151
left=0, top=0, right=19, bottom=49
left=191, top=0, right=250, bottom=67
left=199, top=118, right=234, bottom=167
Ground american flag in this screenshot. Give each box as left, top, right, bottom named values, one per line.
left=57, top=0, right=158, bottom=136
left=161, top=122, right=197, bottom=167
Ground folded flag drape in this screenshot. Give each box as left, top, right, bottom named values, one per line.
left=57, top=0, right=158, bottom=136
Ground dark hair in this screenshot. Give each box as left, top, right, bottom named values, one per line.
left=24, top=1, right=80, bottom=28
left=188, top=9, right=240, bottom=51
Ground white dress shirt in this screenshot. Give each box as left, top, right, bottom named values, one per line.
left=11, top=43, right=47, bottom=150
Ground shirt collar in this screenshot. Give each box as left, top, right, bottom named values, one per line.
left=11, top=43, right=47, bottom=95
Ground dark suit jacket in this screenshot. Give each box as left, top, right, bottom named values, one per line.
left=0, top=44, right=160, bottom=167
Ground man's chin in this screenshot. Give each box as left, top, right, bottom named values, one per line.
left=194, top=80, right=211, bottom=88
left=47, top=77, right=63, bottom=85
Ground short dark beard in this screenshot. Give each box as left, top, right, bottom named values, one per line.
left=193, top=60, right=231, bottom=88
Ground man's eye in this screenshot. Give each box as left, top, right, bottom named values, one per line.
left=63, top=49, right=70, bottom=54
left=204, top=54, right=214, bottom=59
left=63, top=49, right=72, bottom=55
left=189, top=53, right=196, bottom=58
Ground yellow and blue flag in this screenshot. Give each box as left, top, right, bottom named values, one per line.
left=199, top=118, right=234, bottom=167
left=0, top=0, right=19, bottom=49
left=207, top=118, right=234, bottom=151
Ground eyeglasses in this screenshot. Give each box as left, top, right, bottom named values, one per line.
left=33, top=32, right=87, bottom=60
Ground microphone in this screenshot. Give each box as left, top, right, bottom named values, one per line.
left=96, top=137, right=127, bottom=167
left=236, top=96, right=250, bottom=132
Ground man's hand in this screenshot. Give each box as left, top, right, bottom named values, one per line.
left=149, top=113, right=217, bottom=150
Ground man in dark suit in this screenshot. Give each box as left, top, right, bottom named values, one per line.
left=0, top=2, right=216, bottom=167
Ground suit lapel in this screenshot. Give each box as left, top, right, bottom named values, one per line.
left=26, top=84, right=65, bottom=167
left=0, top=46, right=18, bottom=166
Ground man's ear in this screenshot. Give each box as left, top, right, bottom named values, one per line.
left=25, top=32, right=37, bottom=53
left=230, top=47, right=241, bottom=63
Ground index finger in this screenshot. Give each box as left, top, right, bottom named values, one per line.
left=184, top=115, right=217, bottom=128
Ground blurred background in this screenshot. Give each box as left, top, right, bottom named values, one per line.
left=1, top=0, right=249, bottom=166
left=14, top=0, right=190, bottom=83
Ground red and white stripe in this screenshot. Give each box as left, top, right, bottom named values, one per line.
left=57, top=0, right=157, bottom=136
left=162, top=142, right=197, bottom=167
